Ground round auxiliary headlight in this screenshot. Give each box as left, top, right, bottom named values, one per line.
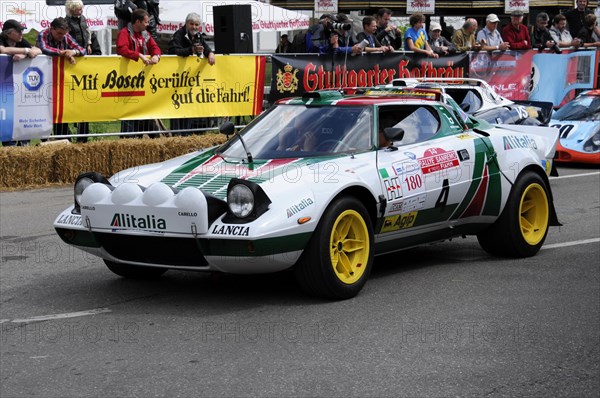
left=75, top=177, right=94, bottom=206
left=227, top=184, right=254, bottom=218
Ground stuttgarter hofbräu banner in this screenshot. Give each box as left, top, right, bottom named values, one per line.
left=270, top=50, right=598, bottom=103
left=56, top=55, right=265, bottom=123
left=0, top=55, right=53, bottom=141
left=270, top=53, right=470, bottom=101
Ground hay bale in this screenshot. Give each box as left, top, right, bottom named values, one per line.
left=0, top=134, right=228, bottom=190
left=0, top=146, right=56, bottom=188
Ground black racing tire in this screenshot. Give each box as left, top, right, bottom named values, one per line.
left=477, top=171, right=550, bottom=257
left=294, top=196, right=374, bottom=299
left=103, top=260, right=167, bottom=279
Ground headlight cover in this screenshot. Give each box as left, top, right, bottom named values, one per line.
left=228, top=184, right=254, bottom=218
left=224, top=178, right=272, bottom=223
left=583, top=128, right=600, bottom=153
left=73, top=172, right=112, bottom=213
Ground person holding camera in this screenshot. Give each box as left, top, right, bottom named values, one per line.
left=357, top=16, right=394, bottom=53
left=115, top=0, right=160, bottom=41
left=168, top=12, right=215, bottom=134
left=168, top=12, right=215, bottom=64
left=307, top=14, right=360, bottom=54
left=531, top=12, right=561, bottom=54
left=549, top=14, right=582, bottom=49
left=375, top=8, right=403, bottom=50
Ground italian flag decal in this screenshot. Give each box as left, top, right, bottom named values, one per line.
left=452, top=137, right=502, bottom=220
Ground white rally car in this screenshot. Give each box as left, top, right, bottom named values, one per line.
left=54, top=88, right=560, bottom=299
left=389, top=77, right=554, bottom=126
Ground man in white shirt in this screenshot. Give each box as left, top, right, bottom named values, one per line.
left=476, top=14, right=510, bottom=51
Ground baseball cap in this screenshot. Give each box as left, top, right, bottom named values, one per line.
left=2, top=19, right=25, bottom=33
left=320, top=14, right=335, bottom=20
left=511, top=10, right=524, bottom=17
left=486, top=14, right=500, bottom=23
left=429, top=22, right=442, bottom=31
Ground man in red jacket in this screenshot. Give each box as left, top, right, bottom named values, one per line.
left=116, top=8, right=161, bottom=137
left=116, top=8, right=160, bottom=65
left=502, top=10, right=531, bottom=50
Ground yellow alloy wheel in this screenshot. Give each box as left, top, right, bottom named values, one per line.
left=519, top=183, right=549, bottom=246
left=329, top=209, right=370, bottom=285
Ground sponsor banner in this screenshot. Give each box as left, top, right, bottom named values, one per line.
left=270, top=53, right=469, bottom=101
left=58, top=55, right=266, bottom=123
left=505, top=0, right=529, bottom=14
left=0, top=55, right=53, bottom=142
left=407, top=0, right=436, bottom=15
left=0, top=4, right=112, bottom=33
left=470, top=49, right=599, bottom=105
left=469, top=50, right=535, bottom=100
left=315, top=0, right=338, bottom=14
left=1, top=1, right=309, bottom=35
left=530, top=51, right=599, bottom=107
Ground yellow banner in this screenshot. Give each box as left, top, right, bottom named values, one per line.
left=58, top=55, right=266, bottom=123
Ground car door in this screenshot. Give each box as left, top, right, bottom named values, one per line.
left=374, top=104, right=499, bottom=247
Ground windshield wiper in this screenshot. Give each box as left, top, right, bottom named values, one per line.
left=219, top=121, right=253, bottom=164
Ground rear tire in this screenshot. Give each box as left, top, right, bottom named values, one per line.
left=104, top=260, right=167, bottom=279
left=477, top=171, right=550, bottom=257
left=294, top=196, right=374, bottom=299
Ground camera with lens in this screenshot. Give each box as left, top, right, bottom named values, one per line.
left=191, top=32, right=204, bottom=57
left=326, top=21, right=352, bottom=31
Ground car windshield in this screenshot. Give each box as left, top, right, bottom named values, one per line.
left=219, top=104, right=373, bottom=160
left=553, top=95, right=600, bottom=121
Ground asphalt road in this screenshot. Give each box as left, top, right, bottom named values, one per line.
left=1, top=165, right=599, bottom=397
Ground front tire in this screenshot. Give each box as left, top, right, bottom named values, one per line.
left=294, top=196, right=374, bottom=299
left=104, top=260, right=167, bottom=279
left=477, top=171, right=550, bottom=257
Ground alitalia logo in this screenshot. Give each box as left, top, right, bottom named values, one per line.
left=503, top=135, right=537, bottom=150
left=110, top=213, right=166, bottom=230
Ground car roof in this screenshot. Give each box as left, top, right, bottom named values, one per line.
left=275, top=88, right=445, bottom=106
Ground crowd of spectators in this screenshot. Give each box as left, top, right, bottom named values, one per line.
left=283, top=1, right=599, bottom=56
left=1, top=1, right=600, bottom=146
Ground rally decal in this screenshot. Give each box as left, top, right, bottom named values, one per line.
left=384, top=176, right=402, bottom=200
left=162, top=152, right=324, bottom=198
left=451, top=137, right=502, bottom=220
left=459, top=164, right=489, bottom=218
left=380, top=211, right=418, bottom=233
left=418, top=147, right=460, bottom=174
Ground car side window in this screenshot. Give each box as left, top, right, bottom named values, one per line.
left=379, top=105, right=440, bottom=146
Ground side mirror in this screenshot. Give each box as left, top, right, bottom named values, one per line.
left=219, top=121, right=235, bottom=136
left=384, top=127, right=404, bottom=141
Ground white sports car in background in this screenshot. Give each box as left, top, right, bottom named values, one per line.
left=390, top=77, right=554, bottom=126
left=55, top=88, right=560, bottom=299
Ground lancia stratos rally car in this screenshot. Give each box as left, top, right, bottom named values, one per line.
left=54, top=89, right=560, bottom=299
left=389, top=77, right=553, bottom=126
left=550, top=89, right=600, bottom=164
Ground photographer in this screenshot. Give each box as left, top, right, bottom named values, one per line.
left=168, top=12, right=215, bottom=65
left=531, top=12, right=561, bottom=54
left=115, top=0, right=160, bottom=40
left=307, top=14, right=360, bottom=55
left=168, top=12, right=215, bottom=134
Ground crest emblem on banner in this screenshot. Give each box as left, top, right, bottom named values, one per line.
left=276, top=64, right=299, bottom=93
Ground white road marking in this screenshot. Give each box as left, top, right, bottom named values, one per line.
left=551, top=171, right=600, bottom=180
left=542, top=238, right=600, bottom=250
left=0, top=308, right=111, bottom=324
